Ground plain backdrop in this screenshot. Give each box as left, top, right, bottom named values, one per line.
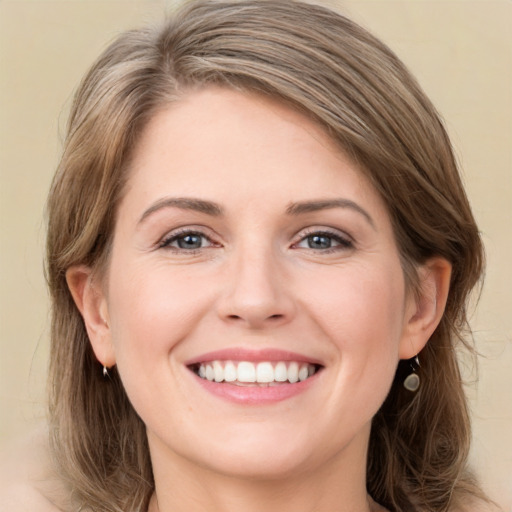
left=0, top=0, right=510, bottom=509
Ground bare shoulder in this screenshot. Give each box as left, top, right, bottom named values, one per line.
left=0, top=480, right=62, bottom=512
left=0, top=425, right=68, bottom=512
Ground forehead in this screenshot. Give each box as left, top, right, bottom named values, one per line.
left=122, top=87, right=384, bottom=217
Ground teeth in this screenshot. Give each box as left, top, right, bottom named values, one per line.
left=287, top=362, right=299, bottom=383
left=195, top=360, right=318, bottom=384
left=205, top=364, right=215, bottom=381
left=237, top=362, right=256, bottom=383
left=256, top=362, right=274, bottom=383
left=274, top=361, right=288, bottom=382
left=213, top=361, right=224, bottom=382
left=224, top=361, right=237, bottom=382
left=298, top=365, right=309, bottom=382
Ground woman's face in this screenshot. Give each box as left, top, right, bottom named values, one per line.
left=93, top=88, right=421, bottom=479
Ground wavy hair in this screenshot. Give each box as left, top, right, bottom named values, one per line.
left=46, top=1, right=486, bottom=510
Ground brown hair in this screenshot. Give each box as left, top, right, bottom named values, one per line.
left=46, top=1, right=486, bottom=510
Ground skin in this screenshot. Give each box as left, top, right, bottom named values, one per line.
left=68, top=88, right=452, bottom=512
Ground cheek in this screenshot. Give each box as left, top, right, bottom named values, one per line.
left=303, top=262, right=406, bottom=364
left=106, top=262, right=214, bottom=366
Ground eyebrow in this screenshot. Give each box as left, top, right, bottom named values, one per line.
left=138, top=196, right=374, bottom=228
left=285, top=199, right=375, bottom=228
left=138, top=197, right=223, bottom=224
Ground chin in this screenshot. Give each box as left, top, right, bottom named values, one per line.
left=197, top=447, right=317, bottom=481
left=182, top=423, right=348, bottom=482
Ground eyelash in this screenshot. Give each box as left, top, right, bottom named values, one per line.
left=292, top=228, right=354, bottom=253
left=158, top=227, right=354, bottom=254
left=158, top=228, right=217, bottom=253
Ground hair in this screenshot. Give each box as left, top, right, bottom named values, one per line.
left=46, top=1, right=486, bottom=511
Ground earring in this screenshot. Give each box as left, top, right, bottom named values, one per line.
left=403, top=355, right=420, bottom=392
left=103, top=365, right=110, bottom=378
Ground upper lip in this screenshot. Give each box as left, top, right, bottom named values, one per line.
left=184, top=348, right=324, bottom=366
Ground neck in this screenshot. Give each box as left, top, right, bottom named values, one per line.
left=147, top=426, right=384, bottom=512
left=148, top=481, right=379, bottom=512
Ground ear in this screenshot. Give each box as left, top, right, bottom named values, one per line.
left=399, top=257, right=452, bottom=360
left=66, top=265, right=116, bottom=368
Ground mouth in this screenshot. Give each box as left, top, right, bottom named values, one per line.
left=189, top=360, right=322, bottom=387
left=185, top=348, right=324, bottom=404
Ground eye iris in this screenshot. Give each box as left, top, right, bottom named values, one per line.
left=308, top=234, right=331, bottom=249
left=177, top=234, right=203, bottom=249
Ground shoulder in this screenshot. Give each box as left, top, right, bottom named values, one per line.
left=0, top=481, right=62, bottom=512
left=452, top=497, right=504, bottom=512
left=0, top=425, right=68, bottom=512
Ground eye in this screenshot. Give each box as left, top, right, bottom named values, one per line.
left=159, top=230, right=216, bottom=251
left=294, top=230, right=353, bottom=251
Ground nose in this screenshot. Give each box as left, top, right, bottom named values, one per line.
left=216, top=244, right=296, bottom=330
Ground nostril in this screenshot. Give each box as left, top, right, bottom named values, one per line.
left=225, top=313, right=285, bottom=325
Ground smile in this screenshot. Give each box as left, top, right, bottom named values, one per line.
left=193, top=360, right=319, bottom=386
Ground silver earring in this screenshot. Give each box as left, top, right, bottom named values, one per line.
left=403, top=355, right=420, bottom=392
left=103, top=366, right=109, bottom=378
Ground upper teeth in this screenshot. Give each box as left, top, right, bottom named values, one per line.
left=196, top=361, right=316, bottom=384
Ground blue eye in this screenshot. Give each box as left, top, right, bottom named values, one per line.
left=175, top=233, right=205, bottom=249
left=306, top=234, right=334, bottom=249
left=160, top=231, right=213, bottom=251
left=295, top=231, right=352, bottom=251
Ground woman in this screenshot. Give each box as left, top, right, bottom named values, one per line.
left=10, top=0, right=496, bottom=510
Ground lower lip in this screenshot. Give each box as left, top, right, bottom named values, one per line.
left=191, top=372, right=320, bottom=405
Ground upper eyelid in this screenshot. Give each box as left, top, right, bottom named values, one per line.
left=158, top=227, right=219, bottom=248
left=290, top=228, right=355, bottom=254
left=159, top=225, right=216, bottom=238
left=156, top=225, right=354, bottom=248
left=293, top=226, right=353, bottom=243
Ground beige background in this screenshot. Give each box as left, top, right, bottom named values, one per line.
left=0, top=0, right=510, bottom=509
